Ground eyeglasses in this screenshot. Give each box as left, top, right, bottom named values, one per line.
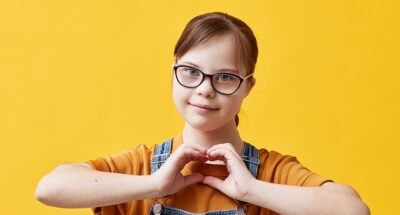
left=173, top=64, right=253, bottom=95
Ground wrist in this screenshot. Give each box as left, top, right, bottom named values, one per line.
left=241, top=177, right=261, bottom=203
left=147, top=174, right=162, bottom=198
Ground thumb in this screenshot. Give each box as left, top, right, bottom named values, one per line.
left=202, top=176, right=224, bottom=189
left=184, top=173, right=204, bottom=186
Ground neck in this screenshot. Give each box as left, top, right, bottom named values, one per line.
left=181, top=120, right=244, bottom=155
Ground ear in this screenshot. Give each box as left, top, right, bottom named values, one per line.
left=244, top=77, right=256, bottom=97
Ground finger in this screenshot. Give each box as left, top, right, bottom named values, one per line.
left=208, top=142, right=236, bottom=152
left=207, top=150, right=228, bottom=163
left=184, top=173, right=204, bottom=186
left=180, top=143, right=208, bottom=155
left=179, top=148, right=206, bottom=162
left=207, top=149, right=244, bottom=173
left=202, top=176, right=224, bottom=190
left=208, top=148, right=236, bottom=162
left=167, top=148, right=208, bottom=170
left=172, top=145, right=208, bottom=164
left=207, top=143, right=241, bottom=160
left=181, top=147, right=209, bottom=162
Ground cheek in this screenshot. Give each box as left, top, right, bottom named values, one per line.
left=172, top=81, right=189, bottom=110
left=221, top=95, right=244, bottom=115
left=172, top=83, right=181, bottom=106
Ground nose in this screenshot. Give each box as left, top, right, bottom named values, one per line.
left=195, top=76, right=216, bottom=97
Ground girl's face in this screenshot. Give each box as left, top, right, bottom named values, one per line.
left=173, top=33, right=255, bottom=131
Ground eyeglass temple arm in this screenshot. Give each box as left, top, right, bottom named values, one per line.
left=243, top=72, right=254, bottom=80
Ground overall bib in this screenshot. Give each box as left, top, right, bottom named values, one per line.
left=150, top=138, right=260, bottom=215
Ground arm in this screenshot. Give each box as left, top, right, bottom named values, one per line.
left=202, top=143, right=370, bottom=215
left=35, top=162, right=158, bottom=208
left=246, top=180, right=370, bottom=215
left=35, top=144, right=208, bottom=208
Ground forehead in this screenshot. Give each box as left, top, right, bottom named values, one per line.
left=177, top=34, right=242, bottom=74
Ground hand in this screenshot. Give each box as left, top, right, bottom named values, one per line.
left=202, top=143, right=256, bottom=202
left=151, top=144, right=208, bottom=197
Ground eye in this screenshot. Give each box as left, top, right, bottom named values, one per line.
left=186, top=68, right=200, bottom=76
left=216, top=74, right=232, bottom=81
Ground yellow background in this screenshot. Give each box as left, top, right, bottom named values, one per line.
left=1, top=0, right=399, bottom=214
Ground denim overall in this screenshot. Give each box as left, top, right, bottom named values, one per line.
left=150, top=138, right=260, bottom=215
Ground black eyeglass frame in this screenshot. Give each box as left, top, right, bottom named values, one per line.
left=173, top=64, right=254, bottom=95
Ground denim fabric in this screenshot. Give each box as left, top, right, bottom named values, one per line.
left=241, top=142, right=259, bottom=178
left=150, top=138, right=260, bottom=215
left=149, top=205, right=247, bottom=215
left=151, top=139, right=172, bottom=174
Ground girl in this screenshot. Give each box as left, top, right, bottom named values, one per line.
left=35, top=12, right=369, bottom=215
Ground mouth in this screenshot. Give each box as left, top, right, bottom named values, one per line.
left=189, top=103, right=219, bottom=111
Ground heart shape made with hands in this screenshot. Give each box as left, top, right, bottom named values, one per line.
left=177, top=145, right=246, bottom=175
left=157, top=143, right=253, bottom=200
left=180, top=146, right=253, bottom=201
left=165, top=142, right=249, bottom=179
left=190, top=148, right=231, bottom=165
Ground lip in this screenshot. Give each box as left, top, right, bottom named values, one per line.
left=190, top=103, right=219, bottom=112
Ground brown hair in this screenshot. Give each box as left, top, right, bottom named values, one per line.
left=174, top=12, right=258, bottom=126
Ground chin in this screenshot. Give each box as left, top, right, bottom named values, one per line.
left=186, top=115, right=235, bottom=132
left=186, top=119, right=222, bottom=132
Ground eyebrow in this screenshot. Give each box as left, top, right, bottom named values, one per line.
left=180, top=61, right=240, bottom=74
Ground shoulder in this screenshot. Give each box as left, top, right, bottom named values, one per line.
left=257, top=148, right=332, bottom=186
left=106, top=143, right=157, bottom=164
left=87, top=143, right=157, bottom=174
left=257, top=148, right=304, bottom=180
left=258, top=148, right=298, bottom=169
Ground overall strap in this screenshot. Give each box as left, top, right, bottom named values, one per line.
left=241, top=142, right=260, bottom=178
left=151, top=139, right=173, bottom=174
